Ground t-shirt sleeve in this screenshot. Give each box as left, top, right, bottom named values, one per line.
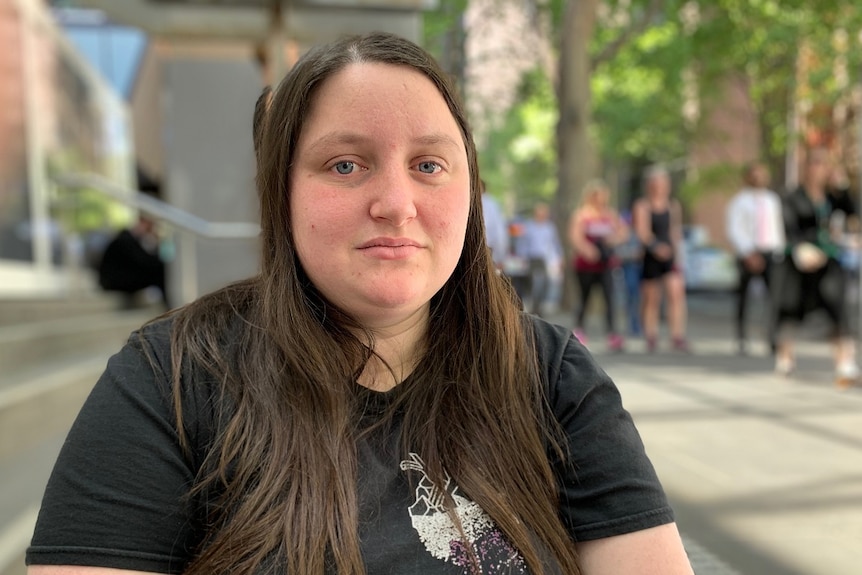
left=26, top=320, right=204, bottom=574
left=534, top=319, right=674, bottom=542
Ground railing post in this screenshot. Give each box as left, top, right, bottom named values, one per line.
left=175, top=230, right=199, bottom=307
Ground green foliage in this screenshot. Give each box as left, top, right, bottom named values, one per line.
left=455, top=0, right=862, bottom=212
left=690, top=0, right=862, bottom=176
left=477, top=68, right=558, bottom=213
left=679, top=162, right=741, bottom=211
left=591, top=15, right=691, bottom=163
left=422, top=0, right=469, bottom=82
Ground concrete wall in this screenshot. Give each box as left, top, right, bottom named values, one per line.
left=162, top=57, right=261, bottom=304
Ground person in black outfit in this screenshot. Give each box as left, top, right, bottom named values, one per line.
left=633, top=165, right=690, bottom=353
left=772, top=148, right=859, bottom=388
left=97, top=216, right=167, bottom=308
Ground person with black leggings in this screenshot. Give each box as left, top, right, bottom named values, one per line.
left=569, top=180, right=628, bottom=351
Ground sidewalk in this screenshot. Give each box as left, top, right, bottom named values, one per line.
left=550, top=293, right=862, bottom=574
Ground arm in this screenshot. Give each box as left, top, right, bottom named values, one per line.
left=771, top=193, right=786, bottom=250
left=577, top=523, right=694, bottom=575
left=533, top=320, right=686, bottom=570
left=27, top=322, right=203, bottom=573
left=609, top=209, right=630, bottom=246
left=670, top=200, right=684, bottom=251
left=632, top=199, right=653, bottom=246
left=726, top=194, right=753, bottom=256
left=782, top=192, right=804, bottom=247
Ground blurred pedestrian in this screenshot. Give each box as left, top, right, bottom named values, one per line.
left=480, top=179, right=508, bottom=270
left=826, top=163, right=859, bottom=231
left=772, top=148, right=859, bottom=388
left=97, top=215, right=167, bottom=309
left=517, top=202, right=563, bottom=316
left=569, top=179, right=628, bottom=350
left=633, top=165, right=690, bottom=352
left=617, top=209, right=644, bottom=337
left=726, top=161, right=785, bottom=355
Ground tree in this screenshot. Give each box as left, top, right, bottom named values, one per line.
left=552, top=0, right=668, bottom=231
left=478, top=68, right=558, bottom=212
left=688, top=0, right=862, bottom=191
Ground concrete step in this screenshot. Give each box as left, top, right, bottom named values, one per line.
left=0, top=294, right=126, bottom=327
left=0, top=355, right=105, bottom=575
left=0, top=304, right=156, bottom=575
left=0, top=434, right=63, bottom=575
left=0, top=309, right=156, bottom=382
left=0, top=351, right=114, bottom=460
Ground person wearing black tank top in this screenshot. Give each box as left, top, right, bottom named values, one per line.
left=633, top=166, right=690, bottom=353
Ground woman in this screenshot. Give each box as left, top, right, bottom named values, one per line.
left=27, top=34, right=693, bottom=575
left=633, top=166, right=689, bottom=353
left=569, top=180, right=628, bottom=350
left=772, top=148, right=859, bottom=388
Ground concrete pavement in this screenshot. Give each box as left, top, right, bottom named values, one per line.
left=553, top=293, right=862, bottom=574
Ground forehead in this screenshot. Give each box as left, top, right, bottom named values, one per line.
left=299, top=62, right=462, bottom=142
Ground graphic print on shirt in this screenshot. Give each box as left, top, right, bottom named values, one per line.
left=399, top=453, right=527, bottom=574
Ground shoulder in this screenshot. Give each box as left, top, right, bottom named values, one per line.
left=727, top=190, right=747, bottom=205
left=527, top=315, right=609, bottom=405
left=131, top=280, right=259, bottom=390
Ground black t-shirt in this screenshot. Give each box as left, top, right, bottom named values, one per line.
left=27, top=315, right=673, bottom=574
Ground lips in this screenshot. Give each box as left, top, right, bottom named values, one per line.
left=358, top=237, right=423, bottom=260
left=358, top=237, right=421, bottom=249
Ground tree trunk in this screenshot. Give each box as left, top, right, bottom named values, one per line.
left=555, top=0, right=599, bottom=310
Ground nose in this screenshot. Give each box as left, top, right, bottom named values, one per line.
left=369, top=166, right=417, bottom=227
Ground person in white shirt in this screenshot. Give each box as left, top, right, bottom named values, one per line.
left=725, top=161, right=785, bottom=355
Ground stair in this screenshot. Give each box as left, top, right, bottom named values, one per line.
left=0, top=294, right=160, bottom=575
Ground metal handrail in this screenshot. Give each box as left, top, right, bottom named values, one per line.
left=53, top=171, right=261, bottom=304
left=53, top=172, right=260, bottom=239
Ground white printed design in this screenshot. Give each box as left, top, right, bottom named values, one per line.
left=399, top=453, right=526, bottom=574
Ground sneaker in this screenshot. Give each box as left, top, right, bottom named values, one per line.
left=645, top=335, right=658, bottom=353
left=608, top=333, right=624, bottom=352
left=572, top=329, right=588, bottom=347
left=835, top=362, right=860, bottom=390
left=672, top=337, right=691, bottom=353
left=775, top=355, right=795, bottom=377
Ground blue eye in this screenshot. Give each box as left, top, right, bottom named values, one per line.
left=334, top=161, right=355, bottom=175
left=418, top=161, right=440, bottom=174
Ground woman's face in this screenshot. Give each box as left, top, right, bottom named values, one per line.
left=289, top=63, right=471, bottom=328
left=750, top=165, right=770, bottom=188
left=647, top=173, right=670, bottom=200
left=805, top=150, right=830, bottom=188
left=590, top=188, right=609, bottom=209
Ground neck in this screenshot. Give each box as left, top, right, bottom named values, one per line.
left=356, top=307, right=429, bottom=392
left=804, top=181, right=825, bottom=201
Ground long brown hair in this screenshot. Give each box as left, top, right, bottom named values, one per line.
left=162, top=32, right=579, bottom=575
